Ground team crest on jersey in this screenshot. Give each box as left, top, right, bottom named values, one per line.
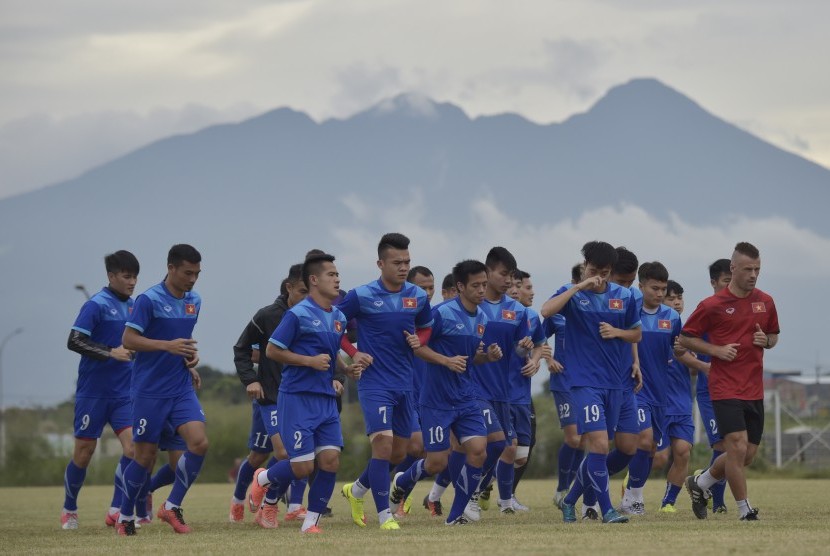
left=402, top=297, right=417, bottom=309
left=725, top=307, right=735, bottom=315
left=502, top=309, right=516, bottom=320
left=477, top=323, right=485, bottom=336
left=185, top=304, right=197, bottom=315
left=334, top=321, right=343, bottom=333
left=658, top=319, right=671, bottom=330
left=752, top=302, right=766, bottom=313
left=608, top=299, right=624, bottom=310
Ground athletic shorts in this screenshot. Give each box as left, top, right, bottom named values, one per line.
left=277, top=392, right=342, bottom=462
left=409, top=392, right=422, bottom=434
left=132, top=390, right=205, bottom=444
left=664, top=413, right=695, bottom=445
left=571, top=386, right=625, bottom=436
left=616, top=388, right=640, bottom=436
left=478, top=399, right=515, bottom=441
left=359, top=389, right=413, bottom=438
left=712, top=399, right=764, bottom=445
left=159, top=420, right=186, bottom=452
left=510, top=403, right=533, bottom=446
left=552, top=390, right=577, bottom=428
left=635, top=400, right=665, bottom=448
left=248, top=401, right=276, bottom=454
left=697, top=393, right=722, bottom=446
left=419, top=404, right=486, bottom=452
left=74, top=396, right=131, bottom=439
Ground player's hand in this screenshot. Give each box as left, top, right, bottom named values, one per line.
left=247, top=381, right=264, bottom=400
left=308, top=353, right=332, bottom=371
left=752, top=323, right=768, bottom=348
left=541, top=344, right=553, bottom=360
left=346, top=363, right=363, bottom=380
left=168, top=338, right=198, bottom=357
left=577, top=276, right=603, bottom=291
left=599, top=322, right=620, bottom=339
left=518, top=336, right=534, bottom=350
left=673, top=337, right=688, bottom=356
left=444, top=355, right=468, bottom=373
left=185, top=353, right=199, bottom=368
left=486, top=343, right=503, bottom=362
left=189, top=367, right=202, bottom=390
left=333, top=380, right=344, bottom=396
left=110, top=346, right=133, bottom=362
left=352, top=351, right=373, bottom=368
left=403, top=330, right=421, bottom=350
left=631, top=364, right=643, bottom=393
left=547, top=357, right=564, bottom=374
left=713, top=343, right=740, bottom=361
left=521, top=358, right=541, bottom=377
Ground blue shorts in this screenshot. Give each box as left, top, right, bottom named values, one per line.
left=131, top=390, right=205, bottom=444
left=616, top=389, right=640, bottom=435
left=697, top=394, right=721, bottom=446
left=420, top=404, right=486, bottom=452
left=74, top=396, right=132, bottom=439
left=359, top=389, right=413, bottom=438
left=478, top=399, right=515, bottom=441
left=248, top=402, right=276, bottom=454
left=510, top=403, right=533, bottom=446
left=159, top=420, right=186, bottom=452
left=664, top=414, right=695, bottom=445
left=277, top=392, right=342, bottom=462
left=552, top=390, right=577, bottom=428
left=636, top=400, right=665, bottom=448
left=571, top=386, right=625, bottom=436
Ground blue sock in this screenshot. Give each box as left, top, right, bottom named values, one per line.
left=368, top=458, right=391, bottom=513
left=396, top=459, right=427, bottom=494
left=264, top=459, right=296, bottom=502
left=446, top=463, right=483, bottom=523
left=586, top=452, right=612, bottom=515
left=111, top=455, right=130, bottom=509
left=557, top=444, right=577, bottom=491
left=710, top=450, right=727, bottom=508
left=394, top=454, right=418, bottom=476
left=307, top=469, right=336, bottom=514
left=135, top=473, right=151, bottom=518
left=356, top=464, right=371, bottom=491
left=570, top=451, right=585, bottom=491
left=479, top=440, right=506, bottom=492
left=495, top=459, right=514, bottom=501
left=447, top=451, right=466, bottom=484
left=289, top=478, right=307, bottom=506
left=150, top=464, right=176, bottom=491
left=662, top=482, right=682, bottom=506
left=563, top=459, right=586, bottom=506
left=233, top=459, right=256, bottom=501
left=435, top=467, right=452, bottom=488
left=119, top=461, right=149, bottom=519
left=63, top=460, right=86, bottom=511
left=628, top=449, right=652, bottom=489
left=606, top=449, right=633, bottom=476
left=167, top=451, right=205, bottom=507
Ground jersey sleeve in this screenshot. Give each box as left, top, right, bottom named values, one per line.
left=514, top=307, right=530, bottom=341
left=767, top=299, right=781, bottom=335
left=269, top=311, right=299, bottom=350
left=682, top=301, right=710, bottom=338
left=71, top=300, right=101, bottom=336
left=624, top=292, right=641, bottom=329
left=672, top=314, right=682, bottom=344
left=415, top=297, right=434, bottom=329
left=125, top=294, right=153, bottom=334
left=530, top=314, right=546, bottom=345
left=427, top=308, right=444, bottom=342
left=336, top=289, right=361, bottom=321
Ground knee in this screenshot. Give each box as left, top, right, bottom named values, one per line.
left=248, top=452, right=268, bottom=467
left=425, top=458, right=445, bottom=476
left=468, top=449, right=486, bottom=468
left=370, top=435, right=393, bottom=460
left=190, top=436, right=209, bottom=456
left=74, top=442, right=96, bottom=467
left=318, top=452, right=340, bottom=473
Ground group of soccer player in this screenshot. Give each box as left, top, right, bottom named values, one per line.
left=61, top=234, right=779, bottom=535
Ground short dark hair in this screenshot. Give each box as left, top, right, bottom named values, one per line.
left=305, top=248, right=325, bottom=258
left=638, top=261, right=669, bottom=283
left=613, top=246, right=639, bottom=275
left=734, top=242, right=760, bottom=259
left=571, top=263, right=583, bottom=284
left=407, top=266, right=432, bottom=282
left=582, top=241, right=617, bottom=269
left=302, top=252, right=336, bottom=289
left=281, top=263, right=304, bottom=296
left=512, top=269, right=530, bottom=281
left=666, top=279, right=684, bottom=297
left=105, top=250, right=139, bottom=275
left=378, top=233, right=410, bottom=259
left=279, top=278, right=289, bottom=297
left=453, top=259, right=488, bottom=288
left=168, top=244, right=201, bottom=267
left=441, top=273, right=455, bottom=291
left=709, top=258, right=731, bottom=281
left=485, top=246, right=517, bottom=272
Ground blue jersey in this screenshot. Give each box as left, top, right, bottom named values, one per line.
left=71, top=287, right=134, bottom=398
left=543, top=313, right=569, bottom=392
left=508, top=307, right=546, bottom=404
left=552, top=282, right=641, bottom=390
left=473, top=295, right=532, bottom=402
left=270, top=296, right=347, bottom=397
left=637, top=304, right=681, bottom=407
left=337, top=279, right=432, bottom=393
left=696, top=334, right=712, bottom=399
left=620, top=286, right=644, bottom=387
left=665, top=357, right=693, bottom=416
left=419, top=297, right=488, bottom=409
left=126, top=282, right=200, bottom=398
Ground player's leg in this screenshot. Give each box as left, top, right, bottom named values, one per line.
left=231, top=402, right=270, bottom=521
left=62, top=397, right=108, bottom=529
left=476, top=400, right=507, bottom=511
left=297, top=399, right=343, bottom=533
left=662, top=434, right=692, bottom=512
left=491, top=401, right=518, bottom=513
left=445, top=407, right=487, bottom=525
left=698, top=394, right=728, bottom=512
left=512, top=400, right=535, bottom=507
left=553, top=391, right=581, bottom=506
left=621, top=404, right=657, bottom=515
left=423, top=431, right=460, bottom=515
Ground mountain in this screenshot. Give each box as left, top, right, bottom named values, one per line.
left=1, top=78, right=828, bottom=406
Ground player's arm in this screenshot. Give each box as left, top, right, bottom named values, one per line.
left=599, top=322, right=642, bottom=343
left=677, top=350, right=710, bottom=374
left=233, top=314, right=264, bottom=400
left=540, top=282, right=584, bottom=318
left=122, top=326, right=197, bottom=357
left=678, top=333, right=740, bottom=362
left=266, top=342, right=331, bottom=371
left=67, top=330, right=132, bottom=362
left=473, top=342, right=503, bottom=365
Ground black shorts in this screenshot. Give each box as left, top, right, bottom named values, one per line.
left=712, top=399, right=764, bottom=445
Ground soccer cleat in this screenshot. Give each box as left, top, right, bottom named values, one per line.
left=284, top=506, right=308, bottom=522
left=423, top=495, right=443, bottom=517
left=254, top=503, right=279, bottom=529
left=321, top=506, right=334, bottom=518
left=301, top=525, right=323, bottom=534
left=249, top=468, right=267, bottom=513
left=553, top=489, right=568, bottom=509
left=713, top=505, right=728, bottom=514
left=498, top=500, right=516, bottom=514
left=464, top=493, right=482, bottom=522
left=561, top=502, right=577, bottom=523
left=229, top=500, right=245, bottom=523
left=61, top=512, right=79, bottom=530
left=619, top=500, right=645, bottom=516
left=583, top=504, right=600, bottom=521
left=445, top=515, right=471, bottom=526
left=511, top=496, right=530, bottom=512
left=402, top=492, right=413, bottom=515
left=380, top=517, right=401, bottom=530
left=341, top=483, right=366, bottom=527
left=685, top=475, right=710, bottom=520
left=478, top=483, right=493, bottom=510
left=105, top=511, right=119, bottom=527
left=602, top=508, right=630, bottom=523
left=658, top=503, right=677, bottom=514
left=136, top=516, right=151, bottom=526
left=740, top=508, right=759, bottom=521
left=157, top=506, right=191, bottom=534
left=389, top=472, right=406, bottom=515
left=115, top=520, right=136, bottom=536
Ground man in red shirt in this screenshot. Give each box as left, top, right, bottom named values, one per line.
left=680, top=242, right=779, bottom=521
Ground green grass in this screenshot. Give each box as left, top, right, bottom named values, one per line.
left=2, top=478, right=829, bottom=555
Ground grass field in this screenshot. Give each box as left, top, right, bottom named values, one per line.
left=2, top=478, right=829, bottom=555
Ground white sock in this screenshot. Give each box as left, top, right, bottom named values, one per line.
left=119, top=514, right=134, bottom=522
left=231, top=497, right=244, bottom=505
left=378, top=509, right=392, bottom=524
left=108, top=506, right=119, bottom=515
left=498, top=498, right=512, bottom=507
left=737, top=499, right=752, bottom=517
left=164, top=501, right=178, bottom=511
left=288, top=503, right=302, bottom=512
left=264, top=495, right=278, bottom=505
left=697, top=470, right=718, bottom=491
left=630, top=486, right=644, bottom=502
left=351, top=480, right=369, bottom=499
left=256, top=471, right=270, bottom=488
left=301, top=511, right=320, bottom=532
left=429, top=483, right=447, bottom=502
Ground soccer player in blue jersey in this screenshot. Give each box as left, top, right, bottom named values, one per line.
left=387, top=259, right=503, bottom=525
left=473, top=247, right=543, bottom=516
left=62, top=250, right=139, bottom=530
left=338, top=233, right=433, bottom=531
left=253, top=252, right=361, bottom=534
left=541, top=241, right=641, bottom=524
left=116, top=244, right=206, bottom=536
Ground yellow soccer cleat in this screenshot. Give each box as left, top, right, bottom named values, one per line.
left=380, top=517, right=401, bottom=530
left=659, top=504, right=677, bottom=514
left=341, top=483, right=366, bottom=527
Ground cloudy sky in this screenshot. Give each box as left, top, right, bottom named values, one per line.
left=2, top=0, right=830, bottom=199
